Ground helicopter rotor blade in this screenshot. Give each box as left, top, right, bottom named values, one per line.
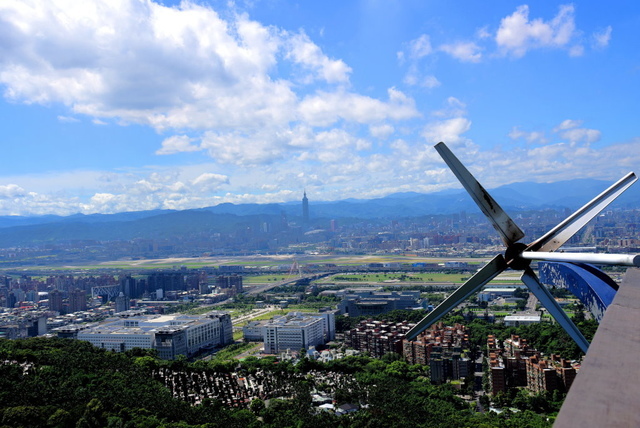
left=521, top=268, right=590, bottom=353
left=435, top=142, right=525, bottom=247
left=405, top=254, right=507, bottom=341
left=527, top=172, right=637, bottom=253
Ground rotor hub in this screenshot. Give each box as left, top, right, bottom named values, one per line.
left=504, top=242, right=531, bottom=270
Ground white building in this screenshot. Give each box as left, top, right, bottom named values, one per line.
left=243, top=311, right=336, bottom=346
left=478, top=287, right=519, bottom=302
left=69, top=312, right=232, bottom=359
left=243, top=320, right=265, bottom=341
left=503, top=315, right=541, bottom=327
left=263, top=313, right=326, bottom=354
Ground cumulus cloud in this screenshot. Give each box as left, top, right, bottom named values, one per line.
left=1, top=132, right=637, bottom=216
left=432, top=97, right=467, bottom=119
left=558, top=128, right=601, bottom=144
left=440, top=42, right=482, bottom=63
left=0, top=0, right=422, bottom=175
left=509, top=127, right=548, bottom=145
left=191, top=173, right=229, bottom=191
left=554, top=119, right=583, bottom=132
left=285, top=31, right=352, bottom=83
left=496, top=4, right=579, bottom=57
left=156, top=135, right=200, bottom=155
left=369, top=124, right=395, bottom=139
left=402, top=34, right=481, bottom=65
left=0, top=0, right=295, bottom=130
left=420, top=75, right=441, bottom=88
left=0, top=1, right=627, bottom=217
left=298, top=88, right=419, bottom=127
left=403, top=65, right=441, bottom=89
left=551, top=119, right=601, bottom=144
left=422, top=117, right=472, bottom=146
left=408, top=35, right=433, bottom=59
left=0, top=184, right=26, bottom=199
left=592, top=26, right=612, bottom=49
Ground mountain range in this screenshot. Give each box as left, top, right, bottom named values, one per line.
left=0, top=178, right=638, bottom=247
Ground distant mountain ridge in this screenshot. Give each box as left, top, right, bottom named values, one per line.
left=0, top=178, right=638, bottom=246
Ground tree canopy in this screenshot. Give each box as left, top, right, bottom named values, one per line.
left=0, top=337, right=555, bottom=427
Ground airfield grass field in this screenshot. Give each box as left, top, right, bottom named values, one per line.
left=13, top=253, right=489, bottom=272
left=1, top=254, right=524, bottom=288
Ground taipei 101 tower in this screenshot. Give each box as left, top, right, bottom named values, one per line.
left=302, top=191, right=309, bottom=224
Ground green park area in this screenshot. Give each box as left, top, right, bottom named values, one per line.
left=317, top=272, right=518, bottom=285
left=241, top=274, right=297, bottom=284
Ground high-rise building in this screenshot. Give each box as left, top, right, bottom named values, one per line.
left=48, top=289, right=64, bottom=313
left=120, top=275, right=139, bottom=298
left=147, top=272, right=185, bottom=293
left=302, top=191, right=309, bottom=224
left=215, top=275, right=243, bottom=296
left=7, top=291, right=17, bottom=309
left=115, top=292, right=130, bottom=313
left=69, top=288, right=87, bottom=313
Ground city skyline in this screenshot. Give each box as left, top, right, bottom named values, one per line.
left=1, top=1, right=639, bottom=216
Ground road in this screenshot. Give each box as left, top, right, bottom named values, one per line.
left=232, top=306, right=277, bottom=326
left=245, top=275, right=308, bottom=295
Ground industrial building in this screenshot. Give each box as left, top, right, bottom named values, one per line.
left=337, top=290, right=424, bottom=317
left=56, top=311, right=232, bottom=359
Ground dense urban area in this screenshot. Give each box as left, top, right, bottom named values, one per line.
left=0, top=205, right=637, bottom=427
left=1, top=203, right=639, bottom=266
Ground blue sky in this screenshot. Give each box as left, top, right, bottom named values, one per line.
left=0, top=0, right=638, bottom=216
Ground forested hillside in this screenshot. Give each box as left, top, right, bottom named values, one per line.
left=0, top=337, right=557, bottom=427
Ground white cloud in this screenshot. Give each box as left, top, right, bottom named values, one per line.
left=592, top=26, right=612, bottom=49
left=420, top=75, right=441, bottom=89
left=57, top=115, right=80, bottom=123
left=407, top=34, right=433, bottom=59
left=299, top=88, right=419, bottom=127
left=0, top=0, right=423, bottom=182
left=422, top=117, right=472, bottom=145
left=0, top=1, right=630, bottom=217
left=405, top=68, right=441, bottom=89
left=0, top=184, right=26, bottom=199
left=558, top=128, right=601, bottom=144
left=285, top=31, right=351, bottom=84
left=156, top=135, right=200, bottom=155
left=440, top=41, right=482, bottom=63
left=551, top=119, right=600, bottom=144
left=0, top=134, right=637, bottom=216
left=191, top=173, right=229, bottom=191
left=508, top=127, right=548, bottom=145
left=0, top=0, right=299, bottom=131
left=476, top=26, right=492, bottom=39
left=369, top=124, right=395, bottom=139
left=568, top=45, right=584, bottom=57
left=496, top=4, right=579, bottom=57
left=432, top=97, right=467, bottom=118
left=554, top=119, right=583, bottom=131
left=199, top=129, right=295, bottom=166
